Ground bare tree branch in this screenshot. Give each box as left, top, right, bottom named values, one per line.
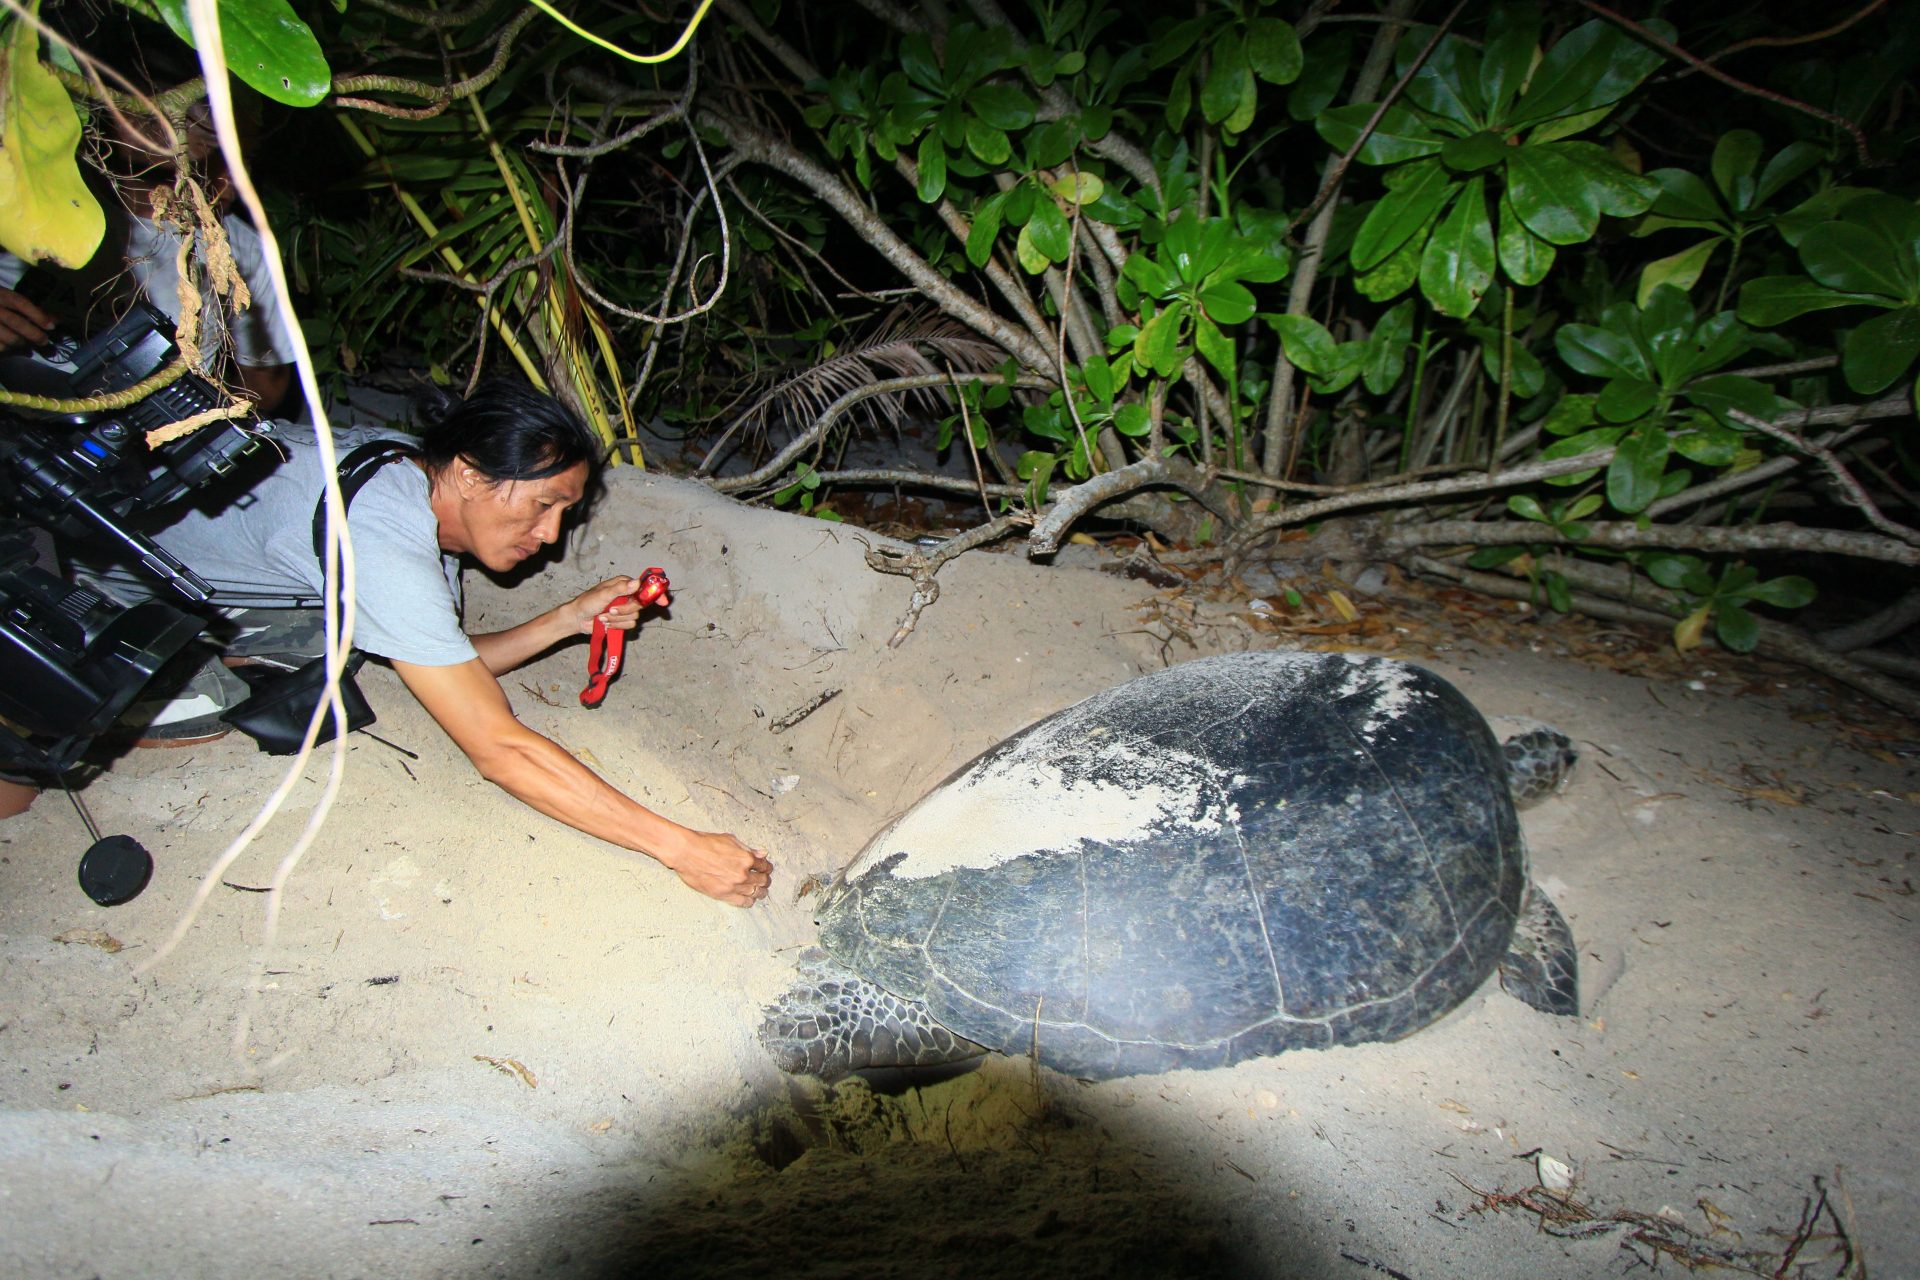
left=1385, top=519, right=1920, bottom=567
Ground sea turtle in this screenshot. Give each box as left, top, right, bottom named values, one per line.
left=759, top=651, right=1579, bottom=1082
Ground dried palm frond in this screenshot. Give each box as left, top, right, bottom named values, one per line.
left=695, top=306, right=1007, bottom=475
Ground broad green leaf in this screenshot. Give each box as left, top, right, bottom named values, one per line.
left=1441, top=131, right=1508, bottom=174
left=1247, top=17, right=1303, bottom=86
left=1049, top=172, right=1104, bottom=206
left=1710, top=130, right=1762, bottom=205
left=1419, top=177, right=1495, bottom=318
left=1315, top=102, right=1445, bottom=165
left=1112, top=401, right=1152, bottom=436
left=1558, top=141, right=1660, bottom=216
left=1026, top=119, right=1078, bottom=169
left=1672, top=420, right=1742, bottom=466
left=1122, top=252, right=1174, bottom=299
left=1198, top=279, right=1256, bottom=325
left=1683, top=374, right=1781, bottom=424
left=899, top=32, right=942, bottom=93
left=1403, top=32, right=1483, bottom=128
left=1545, top=572, right=1572, bottom=613
left=1268, top=313, right=1338, bottom=373
left=1800, top=221, right=1915, bottom=300
left=966, top=191, right=1008, bottom=267
left=1645, top=169, right=1723, bottom=224
left=1507, top=493, right=1548, bottom=522
left=1644, top=553, right=1709, bottom=593
left=1607, top=424, right=1670, bottom=513
left=966, top=116, right=1013, bottom=165
left=1596, top=376, right=1658, bottom=423
left=916, top=134, right=947, bottom=203
left=1478, top=330, right=1545, bottom=398
left=1363, top=300, right=1415, bottom=395
left=1135, top=301, right=1188, bottom=378
left=1542, top=426, right=1621, bottom=485
left=1737, top=276, right=1887, bottom=326
left=1715, top=603, right=1759, bottom=653
left=1015, top=221, right=1049, bottom=273
left=1841, top=306, right=1920, bottom=394
left=1352, top=158, right=1453, bottom=271
left=1557, top=323, right=1648, bottom=380
left=1194, top=311, right=1235, bottom=385
left=1636, top=239, right=1720, bottom=307
left=966, top=83, right=1035, bottom=130
left=1497, top=187, right=1556, bottom=285
left=1745, top=575, right=1817, bottom=608
left=1355, top=225, right=1425, bottom=303
left=1510, top=18, right=1667, bottom=127
left=1526, top=104, right=1615, bottom=146
left=1835, top=193, right=1920, bottom=254
left=1566, top=494, right=1604, bottom=521
left=1506, top=144, right=1600, bottom=245
left=1, top=10, right=104, bottom=267
left=152, top=0, right=330, bottom=106
left=1201, top=41, right=1253, bottom=127
left=1478, top=2, right=1540, bottom=119
left=1540, top=392, right=1598, bottom=436
left=1083, top=355, right=1114, bottom=406
left=1288, top=32, right=1351, bottom=121
left=1026, top=195, right=1072, bottom=262
left=1755, top=141, right=1825, bottom=206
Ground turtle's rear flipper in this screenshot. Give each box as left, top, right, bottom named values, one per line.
left=758, top=948, right=987, bottom=1081
left=1502, top=727, right=1577, bottom=808
left=1498, top=888, right=1579, bottom=1017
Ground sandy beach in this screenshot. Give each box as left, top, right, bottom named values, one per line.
left=1, top=468, right=1910, bottom=1278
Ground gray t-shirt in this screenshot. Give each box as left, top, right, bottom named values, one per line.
left=142, top=423, right=478, bottom=667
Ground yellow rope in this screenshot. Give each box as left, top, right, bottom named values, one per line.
left=522, top=0, right=715, bottom=64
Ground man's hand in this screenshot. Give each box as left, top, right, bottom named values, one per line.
left=564, top=575, right=650, bottom=636
left=0, top=288, right=54, bottom=353
left=663, top=829, right=775, bottom=907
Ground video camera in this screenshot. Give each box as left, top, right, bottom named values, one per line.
left=0, top=301, right=263, bottom=776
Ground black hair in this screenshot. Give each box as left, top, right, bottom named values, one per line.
left=413, top=379, right=602, bottom=493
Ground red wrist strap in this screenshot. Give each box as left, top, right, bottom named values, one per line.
left=581, top=568, right=669, bottom=707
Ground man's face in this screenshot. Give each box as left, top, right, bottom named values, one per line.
left=445, top=458, right=590, bottom=572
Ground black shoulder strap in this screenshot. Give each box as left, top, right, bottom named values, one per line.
left=311, top=439, right=415, bottom=563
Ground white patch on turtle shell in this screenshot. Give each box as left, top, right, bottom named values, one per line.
left=1336, top=653, right=1430, bottom=742
left=846, top=741, right=1233, bottom=883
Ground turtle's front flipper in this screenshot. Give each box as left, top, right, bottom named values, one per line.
left=1502, top=727, right=1577, bottom=808
left=1498, top=887, right=1579, bottom=1017
left=758, top=948, right=987, bottom=1081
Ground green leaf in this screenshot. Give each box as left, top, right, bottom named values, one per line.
left=1841, top=306, right=1920, bottom=394
left=1645, top=169, right=1723, bottom=224
left=1440, top=131, right=1509, bottom=174
left=1510, top=18, right=1667, bottom=127
left=1403, top=32, right=1483, bottom=127
left=1715, top=603, right=1759, bottom=653
left=899, top=32, right=942, bottom=93
left=1545, top=572, right=1572, bottom=613
left=1026, top=195, right=1072, bottom=262
left=1672, top=420, right=1742, bottom=466
left=916, top=134, right=947, bottom=203
left=1420, top=177, right=1495, bottom=318
left=967, top=83, right=1036, bottom=130
left=1540, top=393, right=1599, bottom=436
left=1198, top=279, right=1256, bottom=325
left=1267, top=313, right=1338, bottom=374
left=1015, top=221, right=1049, bottom=273
left=1755, top=142, right=1825, bottom=206
left=1026, top=119, right=1078, bottom=169
left=1, top=11, right=105, bottom=267
left=1479, top=2, right=1540, bottom=119
left=1315, top=102, right=1445, bottom=165
left=1082, top=355, right=1115, bottom=406
left=1644, top=553, right=1707, bottom=593
left=1469, top=545, right=1528, bottom=569
left=1353, top=158, right=1454, bottom=271
left=965, top=116, right=1013, bottom=165
left=1505, top=145, right=1600, bottom=245
left=1247, top=18, right=1303, bottom=86
left=1049, top=172, right=1104, bottom=206
left=1800, top=221, right=1915, bottom=300
left=1289, top=32, right=1351, bottom=121
left=1557, top=323, right=1648, bottom=381
left=1194, top=311, right=1235, bottom=385
left=1607, top=424, right=1670, bottom=513
left=1122, top=252, right=1175, bottom=299
left=1683, top=374, right=1781, bottom=424
left=1363, top=300, right=1415, bottom=395
left=1636, top=239, right=1721, bottom=307
left=966, top=191, right=1008, bottom=267
left=1135, top=301, right=1189, bottom=378
left=1497, top=187, right=1556, bottom=285
left=1745, top=575, right=1817, bottom=608
left=1111, top=402, right=1152, bottom=436
left=1507, top=493, right=1549, bottom=522
left=1201, top=41, right=1254, bottom=127
left=152, top=0, right=330, bottom=106
left=1737, top=275, right=1888, bottom=326
left=1710, top=130, right=1762, bottom=205
left=1355, top=232, right=1424, bottom=303
left=1596, top=376, right=1658, bottom=423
